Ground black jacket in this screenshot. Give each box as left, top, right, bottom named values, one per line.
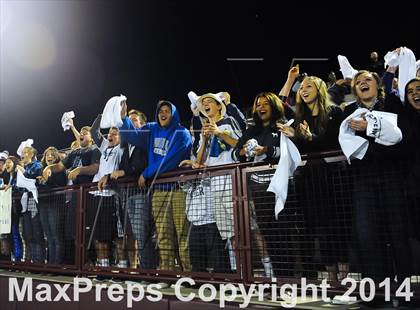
left=119, top=142, right=147, bottom=178
left=233, top=124, right=281, bottom=164
left=294, top=105, right=344, bottom=153
left=41, top=171, right=67, bottom=189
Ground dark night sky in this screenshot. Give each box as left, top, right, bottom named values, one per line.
left=0, top=0, right=418, bottom=154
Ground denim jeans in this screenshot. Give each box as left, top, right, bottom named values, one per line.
left=22, top=210, right=45, bottom=263
left=39, top=202, right=64, bottom=265
left=127, top=193, right=157, bottom=269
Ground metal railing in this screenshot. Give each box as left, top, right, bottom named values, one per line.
left=0, top=150, right=419, bottom=296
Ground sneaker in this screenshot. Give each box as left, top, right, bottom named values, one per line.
left=94, top=275, right=108, bottom=282
left=110, top=278, right=124, bottom=284
left=171, top=283, right=185, bottom=289
left=155, top=282, right=170, bottom=289
left=263, top=261, right=274, bottom=278
left=124, top=280, right=148, bottom=287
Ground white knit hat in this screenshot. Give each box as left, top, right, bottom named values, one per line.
left=17, top=139, right=34, bottom=157
left=0, top=150, right=9, bottom=161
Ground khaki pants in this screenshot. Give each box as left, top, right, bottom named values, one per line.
left=152, top=190, right=190, bottom=271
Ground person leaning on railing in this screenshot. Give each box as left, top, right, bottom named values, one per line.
left=16, top=146, right=45, bottom=263
left=232, top=90, right=290, bottom=278
left=37, top=147, right=67, bottom=265
left=0, top=152, right=12, bottom=261
left=108, top=109, right=158, bottom=270
left=42, top=125, right=100, bottom=264
left=0, top=156, right=22, bottom=262
left=344, top=69, right=408, bottom=286
left=89, top=114, right=126, bottom=268
left=398, top=77, right=420, bottom=270
left=180, top=92, right=241, bottom=273
left=118, top=99, right=192, bottom=280
left=279, top=73, right=345, bottom=281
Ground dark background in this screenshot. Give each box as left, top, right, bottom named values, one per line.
left=0, top=0, right=418, bottom=154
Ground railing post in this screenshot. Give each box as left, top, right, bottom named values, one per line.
left=75, top=185, right=85, bottom=275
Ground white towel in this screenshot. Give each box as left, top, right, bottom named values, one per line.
left=16, top=139, right=34, bottom=157
left=187, top=91, right=199, bottom=111
left=267, top=133, right=301, bottom=219
left=339, top=108, right=402, bottom=163
left=61, top=111, right=75, bottom=131
left=384, top=47, right=417, bottom=101
left=100, top=95, right=127, bottom=129
left=338, top=55, right=358, bottom=79
left=16, top=170, right=38, bottom=204
left=339, top=108, right=370, bottom=163
left=365, top=111, right=402, bottom=145
left=384, top=50, right=400, bottom=68
left=0, top=188, right=12, bottom=234
left=398, top=48, right=416, bottom=102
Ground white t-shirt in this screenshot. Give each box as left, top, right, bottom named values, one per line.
left=92, top=140, right=124, bottom=183
left=200, top=116, right=242, bottom=167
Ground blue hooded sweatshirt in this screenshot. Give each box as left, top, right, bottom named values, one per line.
left=119, top=101, right=192, bottom=180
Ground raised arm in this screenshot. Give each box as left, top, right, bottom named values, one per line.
left=119, top=117, right=151, bottom=149
left=90, top=114, right=104, bottom=147
left=279, top=66, right=300, bottom=99
left=68, top=118, right=81, bottom=142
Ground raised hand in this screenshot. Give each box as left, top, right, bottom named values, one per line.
left=288, top=65, right=300, bottom=81
left=120, top=101, right=128, bottom=119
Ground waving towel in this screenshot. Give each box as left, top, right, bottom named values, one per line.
left=187, top=91, right=199, bottom=112
left=267, top=130, right=301, bottom=219
left=100, top=95, right=127, bottom=129
left=384, top=50, right=400, bottom=68
left=339, top=107, right=402, bottom=163
left=61, top=111, right=75, bottom=131
left=16, top=139, right=34, bottom=157
left=338, top=55, right=358, bottom=79
left=384, top=47, right=417, bottom=101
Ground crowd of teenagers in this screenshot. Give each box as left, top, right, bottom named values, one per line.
left=0, top=48, right=419, bottom=287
